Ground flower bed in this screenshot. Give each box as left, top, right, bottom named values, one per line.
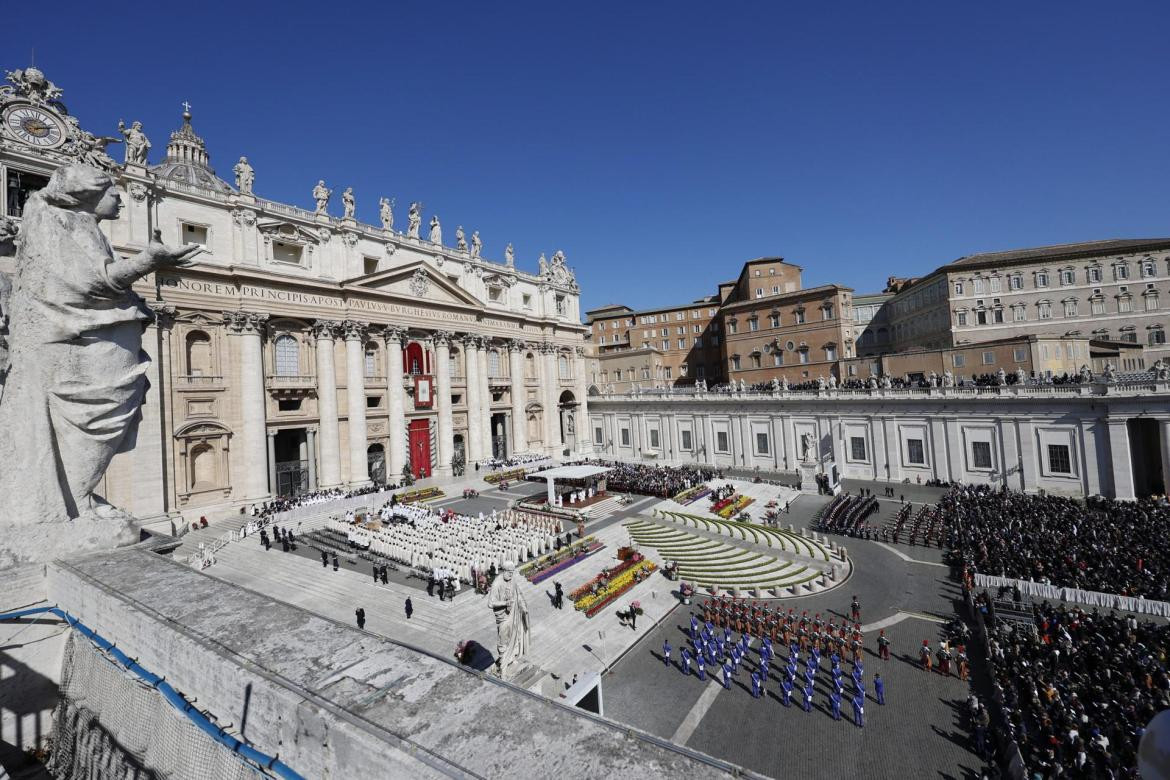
left=573, top=559, right=657, bottom=617
left=484, top=467, right=527, bottom=484
left=672, top=485, right=710, bottom=505
left=710, top=495, right=737, bottom=514
left=396, top=486, right=445, bottom=504
left=717, top=495, right=753, bottom=519
left=521, top=537, right=605, bottom=584
left=569, top=555, right=644, bottom=602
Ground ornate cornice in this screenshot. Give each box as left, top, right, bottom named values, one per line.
left=341, top=320, right=368, bottom=342
left=223, top=310, right=268, bottom=334
left=382, top=325, right=408, bottom=345
left=311, top=319, right=340, bottom=340
left=431, top=330, right=454, bottom=347
left=505, top=339, right=528, bottom=353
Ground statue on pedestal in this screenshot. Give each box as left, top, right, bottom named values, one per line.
left=996, top=367, right=1007, bottom=386
left=379, top=197, right=395, bottom=231
left=488, top=562, right=531, bottom=676
left=342, top=187, right=356, bottom=219
left=928, top=371, right=938, bottom=388
left=538, top=253, right=548, bottom=276
left=455, top=226, right=467, bottom=251
left=233, top=157, right=254, bottom=194
left=943, top=370, right=954, bottom=388
left=504, top=243, right=514, bottom=266
left=0, top=164, right=203, bottom=566
left=800, top=433, right=813, bottom=462
left=470, top=230, right=481, bottom=259
left=116, top=119, right=150, bottom=165
left=1078, top=364, right=1093, bottom=384
left=312, top=180, right=332, bottom=215
left=429, top=215, right=442, bottom=245
left=407, top=202, right=422, bottom=238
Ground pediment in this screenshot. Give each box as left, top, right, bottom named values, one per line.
left=346, top=261, right=483, bottom=307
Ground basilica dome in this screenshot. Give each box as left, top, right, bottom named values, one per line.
left=148, top=108, right=235, bottom=194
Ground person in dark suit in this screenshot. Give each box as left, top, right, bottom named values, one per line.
left=355, top=607, right=366, bottom=630
left=554, top=582, right=564, bottom=609
left=405, top=597, right=414, bottom=620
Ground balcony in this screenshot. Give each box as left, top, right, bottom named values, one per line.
left=266, top=374, right=316, bottom=389
left=175, top=374, right=224, bottom=390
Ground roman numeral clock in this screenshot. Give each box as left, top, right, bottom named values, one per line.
left=3, top=103, right=66, bottom=148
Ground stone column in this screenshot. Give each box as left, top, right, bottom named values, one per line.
left=1107, top=418, right=1134, bottom=500
left=463, top=335, right=483, bottom=463
left=574, top=346, right=591, bottom=455
left=433, top=331, right=455, bottom=476
left=508, top=341, right=528, bottom=454
left=344, top=320, right=370, bottom=486
left=306, top=427, right=317, bottom=490
left=137, top=303, right=174, bottom=519
left=1161, top=419, right=1170, bottom=498
left=267, top=430, right=277, bottom=495
left=385, top=327, right=407, bottom=483
left=225, top=311, right=270, bottom=500
left=542, top=343, right=563, bottom=456
left=478, top=340, right=492, bottom=458
left=313, top=321, right=343, bottom=488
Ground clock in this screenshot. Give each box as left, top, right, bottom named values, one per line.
left=3, top=104, right=67, bottom=149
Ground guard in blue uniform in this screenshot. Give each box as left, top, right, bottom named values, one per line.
left=697, top=657, right=706, bottom=681
left=781, top=677, right=793, bottom=706
left=751, top=670, right=762, bottom=698
left=874, top=673, right=885, bottom=705
left=852, top=691, right=865, bottom=727
left=830, top=689, right=842, bottom=721
left=802, top=681, right=814, bottom=712
left=663, top=639, right=672, bottom=667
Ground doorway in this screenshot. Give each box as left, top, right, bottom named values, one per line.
left=367, top=443, right=386, bottom=485
left=491, top=412, right=509, bottom=459
left=274, top=428, right=308, bottom=497
left=409, top=418, right=432, bottom=479
left=1128, top=419, right=1165, bottom=496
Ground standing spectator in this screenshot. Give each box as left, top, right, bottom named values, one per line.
left=355, top=607, right=366, bottom=630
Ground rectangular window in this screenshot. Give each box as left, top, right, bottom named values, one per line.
left=620, top=428, right=630, bottom=446
left=664, top=367, right=672, bottom=379
left=749, top=319, right=759, bottom=332
left=1142, top=261, right=1157, bottom=278
left=1047, top=444, right=1071, bottom=474
left=1091, top=298, right=1105, bottom=315
left=971, top=441, right=993, bottom=469
left=363, top=256, right=379, bottom=275
left=990, top=277, right=1002, bottom=292
left=1036, top=272, right=1049, bottom=287
left=906, top=438, right=925, bottom=465
left=823, top=304, right=834, bottom=320
left=728, top=321, right=737, bottom=334
left=522, top=294, right=532, bottom=308
left=488, top=286, right=504, bottom=302
left=1060, top=269, right=1074, bottom=285
left=1013, top=306, right=1026, bottom=322
left=555, top=295, right=566, bottom=315
left=769, top=314, right=780, bottom=328
left=594, top=426, right=604, bottom=445
left=731, top=356, right=741, bottom=370
left=272, top=241, right=304, bottom=265
left=649, top=429, right=660, bottom=449
left=954, top=281, right=964, bottom=295
left=5, top=168, right=51, bottom=218
left=716, top=431, right=730, bottom=453
left=973, top=279, right=984, bottom=294
left=773, top=352, right=783, bottom=366
left=755, top=432, right=770, bottom=454
left=694, top=337, right=703, bottom=348
left=1038, top=303, right=1052, bottom=319
left=794, top=310, right=805, bottom=324
left=850, top=436, right=867, bottom=461
left=680, top=430, right=693, bottom=450
left=661, top=340, right=668, bottom=350
left=1116, top=264, right=1129, bottom=280
left=1064, top=300, right=1078, bottom=317
left=1013, top=347, right=1026, bottom=362
left=678, top=339, right=685, bottom=349
left=957, top=312, right=968, bottom=326
left=798, top=350, right=809, bottom=365
left=1089, top=267, right=1102, bottom=283
left=756, top=288, right=763, bottom=298
left=825, top=346, right=837, bottom=361
left=1118, top=297, right=1132, bottom=313
left=953, top=354, right=965, bottom=368
left=1009, top=275, right=1022, bottom=290
left=982, top=351, right=995, bottom=365
left=1147, top=295, right=1159, bottom=312
left=993, top=309, right=1004, bottom=323
left=661, top=328, right=668, bottom=337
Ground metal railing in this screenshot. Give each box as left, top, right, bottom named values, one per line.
left=266, top=374, right=315, bottom=387
left=175, top=374, right=223, bottom=386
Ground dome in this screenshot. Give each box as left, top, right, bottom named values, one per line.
left=149, top=109, right=235, bottom=194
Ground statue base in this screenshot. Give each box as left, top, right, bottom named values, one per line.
left=0, top=507, right=141, bottom=569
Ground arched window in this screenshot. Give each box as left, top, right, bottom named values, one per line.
left=364, top=342, right=378, bottom=377
left=185, top=330, right=212, bottom=376
left=525, top=353, right=536, bottom=379
left=488, top=350, right=501, bottom=377
left=405, top=342, right=424, bottom=375
left=448, top=347, right=460, bottom=378
left=559, top=354, right=570, bottom=379
left=274, top=335, right=300, bottom=376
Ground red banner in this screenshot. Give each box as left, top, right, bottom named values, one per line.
left=414, top=375, right=434, bottom=408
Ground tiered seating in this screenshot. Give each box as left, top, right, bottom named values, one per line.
left=653, top=509, right=831, bottom=561
left=815, top=494, right=878, bottom=537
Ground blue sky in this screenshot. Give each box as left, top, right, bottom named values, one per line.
left=8, top=1, right=1170, bottom=313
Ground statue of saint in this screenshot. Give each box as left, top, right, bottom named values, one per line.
left=996, top=367, right=1007, bottom=386
left=470, top=230, right=481, bottom=259
left=565, top=410, right=575, bottom=435
left=487, top=562, right=531, bottom=676
left=116, top=119, right=150, bottom=165
left=1103, top=363, right=1117, bottom=383
left=312, top=180, right=332, bottom=215
left=429, top=215, right=442, bottom=245
left=455, top=225, right=467, bottom=251
left=0, top=164, right=202, bottom=548
left=342, top=187, right=356, bottom=219
left=407, top=202, right=422, bottom=238
left=1078, top=364, right=1092, bottom=383
left=504, top=243, right=514, bottom=266
left=800, top=433, right=813, bottom=462
left=378, top=197, right=395, bottom=231
left=233, top=156, right=255, bottom=194
left=538, top=253, right=548, bottom=277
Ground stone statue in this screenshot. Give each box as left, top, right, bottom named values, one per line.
left=233, top=156, right=254, bottom=194
left=565, top=410, right=575, bottom=435
left=816, top=375, right=826, bottom=391
left=1155, top=360, right=1170, bottom=381
left=928, top=371, right=938, bottom=388
left=379, top=197, right=395, bottom=231
left=116, top=119, right=150, bottom=165
left=780, top=375, right=789, bottom=391
left=342, top=187, right=356, bottom=219
left=538, top=253, right=548, bottom=276
left=1014, top=368, right=1026, bottom=385
left=429, top=215, right=442, bottom=244
left=67, top=117, right=121, bottom=170
left=881, top=374, right=892, bottom=389
left=1079, top=364, right=1093, bottom=384
left=800, top=433, right=813, bottom=462
left=504, top=243, right=514, bottom=266
left=471, top=230, right=482, bottom=259
left=1103, top=363, right=1117, bottom=383
left=487, top=561, right=532, bottom=676
left=0, top=164, right=203, bottom=565
left=407, top=202, right=422, bottom=238
left=996, top=367, right=1007, bottom=386
left=312, top=180, right=332, bottom=215
left=455, top=225, right=467, bottom=251
left=738, top=378, right=746, bottom=393
left=828, top=373, right=837, bottom=389
left=943, top=370, right=954, bottom=388
left=770, top=377, right=780, bottom=394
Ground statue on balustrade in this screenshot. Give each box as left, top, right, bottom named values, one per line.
left=429, top=215, right=442, bottom=244
left=313, top=180, right=332, bottom=214
left=455, top=225, right=467, bottom=251
left=379, top=197, right=395, bottom=231
left=0, top=164, right=202, bottom=566
left=116, top=119, right=150, bottom=165
left=504, top=243, right=514, bottom=266
left=342, top=186, right=356, bottom=219
left=233, top=156, right=255, bottom=194
left=488, top=561, right=531, bottom=677
left=407, top=201, right=422, bottom=238
left=470, top=230, right=482, bottom=259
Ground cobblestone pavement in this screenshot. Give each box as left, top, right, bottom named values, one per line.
left=601, top=493, right=988, bottom=780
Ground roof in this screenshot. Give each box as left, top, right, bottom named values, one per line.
left=945, top=239, right=1170, bottom=271
left=584, top=303, right=634, bottom=316
left=530, top=465, right=613, bottom=480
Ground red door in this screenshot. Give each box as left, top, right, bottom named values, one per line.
left=409, top=419, right=431, bottom=479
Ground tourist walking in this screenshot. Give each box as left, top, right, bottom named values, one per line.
left=404, top=597, right=413, bottom=620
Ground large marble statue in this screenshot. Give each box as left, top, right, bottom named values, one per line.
left=407, top=202, right=422, bottom=238
left=116, top=119, right=150, bottom=165
left=429, top=215, right=442, bottom=244
left=538, top=253, right=548, bottom=276
left=504, top=243, right=514, bottom=266
left=800, top=433, right=813, bottom=462
left=488, top=562, right=531, bottom=676
left=233, top=156, right=255, bottom=194
left=470, top=230, right=482, bottom=259
left=313, top=180, right=332, bottom=215
left=342, top=187, right=356, bottom=219
left=0, top=164, right=202, bottom=565
left=379, top=197, right=394, bottom=231
left=455, top=225, right=467, bottom=251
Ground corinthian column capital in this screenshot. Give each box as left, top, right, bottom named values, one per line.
left=224, top=310, right=269, bottom=335
left=341, top=320, right=368, bottom=342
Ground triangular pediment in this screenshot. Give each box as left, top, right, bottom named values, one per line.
left=346, top=261, right=484, bottom=307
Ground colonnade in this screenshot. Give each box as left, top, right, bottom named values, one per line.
left=224, top=311, right=591, bottom=498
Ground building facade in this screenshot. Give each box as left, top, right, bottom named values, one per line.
left=0, top=66, right=591, bottom=522
left=588, top=380, right=1170, bottom=501
left=587, top=297, right=725, bottom=388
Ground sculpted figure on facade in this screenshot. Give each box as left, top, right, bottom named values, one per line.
left=996, top=367, right=1007, bottom=386
left=780, top=375, right=789, bottom=391
left=342, top=187, right=356, bottom=219
left=471, top=230, right=482, bottom=259
left=66, top=117, right=121, bottom=170
left=233, top=156, right=255, bottom=194
left=379, top=197, right=395, bottom=231
left=538, top=253, right=548, bottom=277
left=1103, top=363, right=1117, bottom=383
left=881, top=374, right=892, bottom=389
left=0, top=164, right=202, bottom=563
left=312, top=180, right=332, bottom=215
left=770, top=377, right=780, bottom=394
left=828, top=373, right=837, bottom=389
left=429, top=215, right=442, bottom=245
left=1079, top=364, right=1093, bottom=384
left=928, top=371, right=938, bottom=388
left=116, top=119, right=150, bottom=165
left=455, top=225, right=467, bottom=251
left=504, top=242, right=514, bottom=266
left=943, top=369, right=954, bottom=388
left=866, top=375, right=878, bottom=389
left=1155, top=359, right=1170, bottom=381
left=800, top=433, right=813, bottom=462
left=816, top=375, right=826, bottom=391
left=407, top=202, right=422, bottom=238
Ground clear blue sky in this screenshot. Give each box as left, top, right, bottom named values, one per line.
left=9, top=1, right=1170, bottom=313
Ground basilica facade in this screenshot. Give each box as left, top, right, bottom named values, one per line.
left=0, top=66, right=591, bottom=524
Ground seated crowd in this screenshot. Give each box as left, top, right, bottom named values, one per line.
left=584, top=460, right=717, bottom=498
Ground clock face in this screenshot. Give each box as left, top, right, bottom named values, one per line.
left=3, top=104, right=67, bottom=149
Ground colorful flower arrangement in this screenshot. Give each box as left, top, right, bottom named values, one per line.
left=484, top=467, right=528, bottom=484
left=710, top=494, right=738, bottom=514
left=521, top=537, right=605, bottom=584
left=717, top=495, right=754, bottom=519
left=397, top=486, right=445, bottom=503
left=672, top=485, right=711, bottom=505
left=573, top=559, right=657, bottom=617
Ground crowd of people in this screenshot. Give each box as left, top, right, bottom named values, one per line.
left=985, top=600, right=1166, bottom=777
left=588, top=460, right=717, bottom=498
left=944, top=485, right=1170, bottom=600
